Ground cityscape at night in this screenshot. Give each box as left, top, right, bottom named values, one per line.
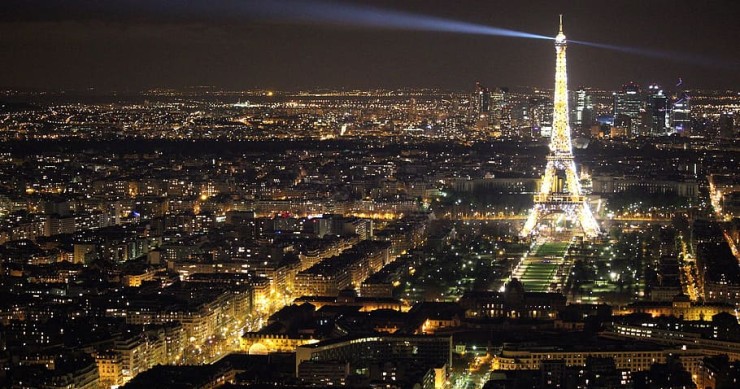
left=1, top=1, right=740, bottom=389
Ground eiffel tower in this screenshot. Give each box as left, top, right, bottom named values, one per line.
left=520, top=16, right=600, bottom=238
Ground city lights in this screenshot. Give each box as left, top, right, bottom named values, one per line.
left=0, top=3, right=738, bottom=389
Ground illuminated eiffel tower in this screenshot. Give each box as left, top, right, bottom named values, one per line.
left=520, top=16, right=600, bottom=238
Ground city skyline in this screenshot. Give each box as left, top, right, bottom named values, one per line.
left=1, top=0, right=740, bottom=90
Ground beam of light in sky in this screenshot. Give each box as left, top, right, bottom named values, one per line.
left=44, top=0, right=736, bottom=71
left=570, top=40, right=740, bottom=70
left=236, top=0, right=551, bottom=40
left=238, top=1, right=736, bottom=70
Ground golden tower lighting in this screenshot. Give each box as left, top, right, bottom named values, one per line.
left=520, top=16, right=600, bottom=238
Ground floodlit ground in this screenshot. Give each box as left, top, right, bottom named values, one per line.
left=512, top=241, right=571, bottom=292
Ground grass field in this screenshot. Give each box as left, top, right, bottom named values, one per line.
left=535, top=242, right=570, bottom=257
left=514, top=241, right=571, bottom=292
left=518, top=260, right=559, bottom=291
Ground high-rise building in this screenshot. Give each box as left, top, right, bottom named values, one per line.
left=473, top=82, right=492, bottom=133
left=670, top=92, right=691, bottom=135
left=520, top=17, right=600, bottom=238
left=474, top=82, right=491, bottom=114
left=613, top=82, right=643, bottom=136
left=530, top=97, right=553, bottom=138
left=491, top=87, right=512, bottom=136
left=646, top=84, right=668, bottom=136
left=573, top=87, right=593, bottom=130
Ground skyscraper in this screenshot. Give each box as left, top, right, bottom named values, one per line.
left=573, top=87, right=593, bottom=130
left=474, top=82, right=492, bottom=133
left=613, top=82, right=642, bottom=136
left=670, top=92, right=691, bottom=135
left=491, top=87, right=512, bottom=137
left=475, top=82, right=491, bottom=114
left=520, top=16, right=600, bottom=238
left=646, top=84, right=668, bottom=136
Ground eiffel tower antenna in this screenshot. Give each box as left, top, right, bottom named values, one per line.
left=520, top=17, right=600, bottom=238
left=559, top=14, right=563, bottom=34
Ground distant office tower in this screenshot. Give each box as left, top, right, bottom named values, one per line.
left=573, top=87, right=593, bottom=129
left=473, top=82, right=492, bottom=133
left=613, top=82, right=642, bottom=136
left=533, top=97, right=554, bottom=138
left=573, top=88, right=584, bottom=126
left=670, top=92, right=691, bottom=135
left=646, top=84, right=668, bottom=136
left=490, top=88, right=504, bottom=114
left=475, top=82, right=491, bottom=114
left=491, top=87, right=512, bottom=136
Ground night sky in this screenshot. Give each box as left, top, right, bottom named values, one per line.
left=1, top=0, right=739, bottom=91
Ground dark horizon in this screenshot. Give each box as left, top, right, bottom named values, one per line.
left=1, top=0, right=739, bottom=91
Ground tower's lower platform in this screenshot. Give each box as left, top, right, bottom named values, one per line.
left=521, top=195, right=600, bottom=238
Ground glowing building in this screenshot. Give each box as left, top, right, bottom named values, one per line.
left=647, top=83, right=668, bottom=135
left=613, top=82, right=642, bottom=136
left=670, top=91, right=691, bottom=135
left=573, top=87, right=593, bottom=129
left=475, top=81, right=491, bottom=114
left=520, top=17, right=600, bottom=238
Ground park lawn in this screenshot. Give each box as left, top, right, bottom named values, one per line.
left=535, top=242, right=570, bottom=257
left=518, top=259, right=559, bottom=292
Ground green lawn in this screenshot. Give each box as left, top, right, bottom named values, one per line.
left=518, top=260, right=559, bottom=292
left=535, top=242, right=570, bottom=257
left=515, top=242, right=570, bottom=292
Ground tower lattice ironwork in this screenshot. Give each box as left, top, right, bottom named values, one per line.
left=520, top=16, right=600, bottom=238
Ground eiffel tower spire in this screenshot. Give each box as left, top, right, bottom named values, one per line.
left=558, top=14, right=563, bottom=34
left=521, top=17, right=600, bottom=238
left=550, top=15, right=571, bottom=155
